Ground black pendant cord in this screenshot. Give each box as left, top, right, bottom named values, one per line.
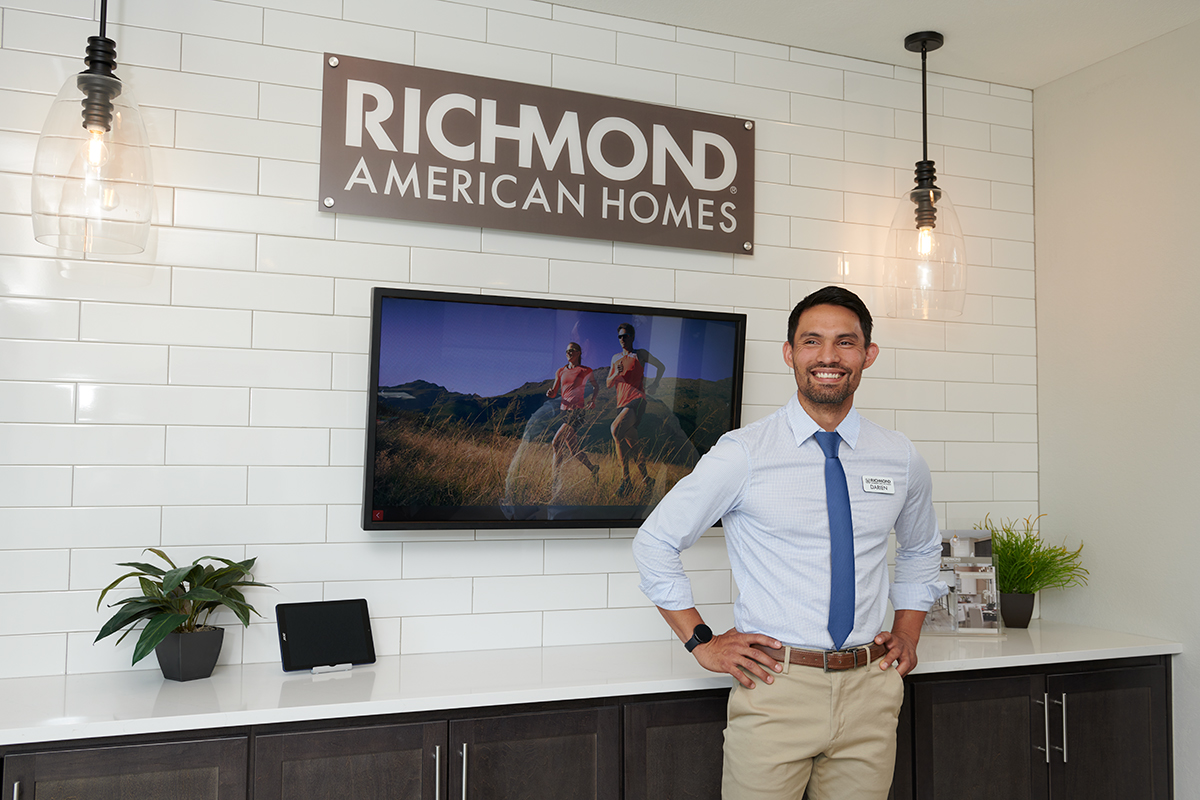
left=903, top=31, right=944, bottom=230
left=99, top=0, right=108, bottom=37
left=921, top=43, right=928, bottom=162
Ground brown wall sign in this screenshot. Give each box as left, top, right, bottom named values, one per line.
left=319, top=54, right=755, bottom=254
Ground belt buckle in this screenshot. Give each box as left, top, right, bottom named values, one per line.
left=824, top=645, right=871, bottom=672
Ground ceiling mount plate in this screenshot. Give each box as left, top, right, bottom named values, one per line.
left=904, top=31, right=944, bottom=52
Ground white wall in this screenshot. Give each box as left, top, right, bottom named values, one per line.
left=1035, top=18, right=1200, bottom=792
left=0, top=0, right=1034, bottom=678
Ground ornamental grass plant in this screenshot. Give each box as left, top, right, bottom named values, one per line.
left=976, top=514, right=1088, bottom=595
left=95, top=548, right=272, bottom=665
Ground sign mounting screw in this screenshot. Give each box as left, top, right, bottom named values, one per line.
left=323, top=197, right=335, bottom=208
left=328, top=56, right=339, bottom=68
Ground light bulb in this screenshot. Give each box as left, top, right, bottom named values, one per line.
left=100, top=184, right=120, bottom=211
left=86, top=127, right=109, bottom=168
left=917, top=226, right=933, bottom=257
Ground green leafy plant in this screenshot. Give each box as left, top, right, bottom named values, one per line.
left=977, top=514, right=1088, bottom=595
left=95, top=548, right=272, bottom=665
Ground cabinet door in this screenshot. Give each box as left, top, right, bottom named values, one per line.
left=254, top=721, right=447, bottom=800
left=911, top=674, right=1048, bottom=800
left=450, top=706, right=619, bottom=800
left=623, top=693, right=727, bottom=800
left=3, top=737, right=246, bottom=800
left=1046, top=665, right=1170, bottom=799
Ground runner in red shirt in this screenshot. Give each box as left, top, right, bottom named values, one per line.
left=546, top=342, right=600, bottom=498
left=606, top=323, right=665, bottom=497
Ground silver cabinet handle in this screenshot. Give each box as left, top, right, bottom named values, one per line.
left=1051, top=694, right=1068, bottom=762
left=12, top=780, right=19, bottom=800
left=1034, top=694, right=1049, bottom=763
left=434, top=745, right=441, bottom=800
left=1060, top=693, right=1068, bottom=762
left=461, top=743, right=468, bottom=800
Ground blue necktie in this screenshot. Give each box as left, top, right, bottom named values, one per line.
left=815, top=431, right=854, bottom=650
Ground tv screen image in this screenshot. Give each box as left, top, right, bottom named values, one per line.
left=363, top=288, right=746, bottom=529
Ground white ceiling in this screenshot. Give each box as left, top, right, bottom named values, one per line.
left=554, top=0, right=1200, bottom=89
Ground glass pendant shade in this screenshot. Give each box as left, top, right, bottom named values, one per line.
left=883, top=181, right=966, bottom=319
left=883, top=31, right=966, bottom=320
left=31, top=72, right=154, bottom=255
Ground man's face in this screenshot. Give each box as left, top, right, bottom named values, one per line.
left=566, top=345, right=581, bottom=365
left=783, top=304, right=879, bottom=409
left=617, top=328, right=633, bottom=350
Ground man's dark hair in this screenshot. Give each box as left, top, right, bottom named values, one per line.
left=617, top=323, right=635, bottom=338
left=787, top=286, right=873, bottom=347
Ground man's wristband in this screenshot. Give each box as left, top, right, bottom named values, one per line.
left=684, top=624, right=713, bottom=652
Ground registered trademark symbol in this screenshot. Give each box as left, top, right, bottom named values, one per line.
left=730, top=186, right=737, bottom=195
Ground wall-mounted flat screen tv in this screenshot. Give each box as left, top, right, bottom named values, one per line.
left=362, top=288, right=747, bottom=529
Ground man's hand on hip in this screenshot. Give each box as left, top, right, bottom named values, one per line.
left=694, top=628, right=783, bottom=689
left=874, top=609, right=927, bottom=677
left=873, top=629, right=920, bottom=676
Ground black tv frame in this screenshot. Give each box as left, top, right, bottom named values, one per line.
left=361, top=288, right=746, bottom=530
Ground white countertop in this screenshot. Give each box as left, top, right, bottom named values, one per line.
left=0, top=621, right=1181, bottom=747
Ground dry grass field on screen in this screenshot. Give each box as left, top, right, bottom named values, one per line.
left=372, top=412, right=691, bottom=509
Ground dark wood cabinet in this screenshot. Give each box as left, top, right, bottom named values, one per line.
left=1047, top=664, right=1171, bottom=799
left=451, top=706, right=619, bottom=800
left=254, top=720, right=446, bottom=800
left=910, top=673, right=1048, bottom=800
left=1, top=657, right=1172, bottom=800
left=250, top=704, right=619, bottom=800
left=623, top=691, right=728, bottom=800
left=901, top=657, right=1172, bottom=800
left=2, top=736, right=246, bottom=800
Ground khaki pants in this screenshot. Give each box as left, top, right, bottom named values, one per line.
left=721, top=657, right=904, bottom=800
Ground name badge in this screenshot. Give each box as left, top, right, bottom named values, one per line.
left=862, top=476, right=894, bottom=495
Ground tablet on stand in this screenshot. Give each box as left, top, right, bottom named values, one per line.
left=276, top=598, right=377, bottom=673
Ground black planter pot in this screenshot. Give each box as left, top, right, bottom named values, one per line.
left=999, top=593, right=1035, bottom=629
left=154, top=627, right=224, bottom=681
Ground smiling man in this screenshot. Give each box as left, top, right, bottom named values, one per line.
left=632, top=286, right=946, bottom=800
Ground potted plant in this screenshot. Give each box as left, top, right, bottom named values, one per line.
left=976, top=514, right=1087, bottom=628
left=95, top=548, right=272, bottom=681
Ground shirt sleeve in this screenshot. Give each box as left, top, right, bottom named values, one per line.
left=889, top=442, right=949, bottom=611
left=632, top=435, right=749, bottom=610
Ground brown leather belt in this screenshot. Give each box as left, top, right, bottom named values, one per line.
left=752, top=642, right=888, bottom=672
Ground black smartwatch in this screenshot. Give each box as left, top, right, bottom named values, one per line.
left=684, top=624, right=713, bottom=652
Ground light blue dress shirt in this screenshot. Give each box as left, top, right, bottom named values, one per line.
left=633, top=394, right=947, bottom=651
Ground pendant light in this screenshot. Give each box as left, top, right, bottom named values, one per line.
left=883, top=31, right=966, bottom=320
left=31, top=0, right=154, bottom=255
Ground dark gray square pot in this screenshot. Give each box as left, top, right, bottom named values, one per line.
left=154, top=627, right=225, bottom=681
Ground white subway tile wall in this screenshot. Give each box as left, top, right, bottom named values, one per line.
left=0, top=0, right=1035, bottom=676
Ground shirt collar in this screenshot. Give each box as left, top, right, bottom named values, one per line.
left=785, top=393, right=862, bottom=450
